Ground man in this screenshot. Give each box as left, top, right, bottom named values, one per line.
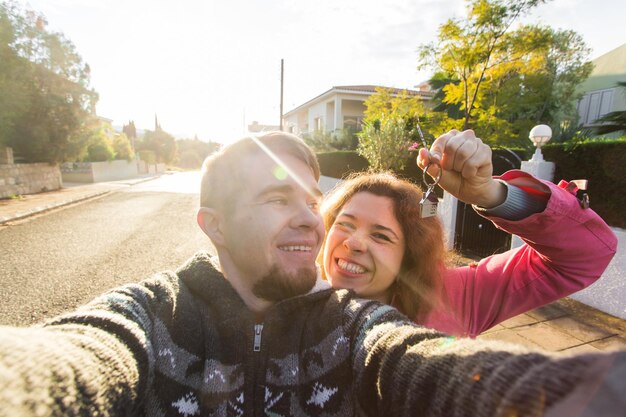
left=0, top=131, right=624, bottom=416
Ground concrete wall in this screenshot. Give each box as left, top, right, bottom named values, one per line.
left=570, top=227, right=626, bottom=320
left=61, top=160, right=139, bottom=183
left=0, top=163, right=62, bottom=199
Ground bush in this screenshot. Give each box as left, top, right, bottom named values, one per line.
left=543, top=138, right=626, bottom=228
left=316, top=151, right=369, bottom=178
left=86, top=140, right=114, bottom=162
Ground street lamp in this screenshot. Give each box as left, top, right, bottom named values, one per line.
left=529, top=124, right=552, bottom=162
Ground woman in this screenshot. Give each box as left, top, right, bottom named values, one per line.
left=320, top=130, right=617, bottom=337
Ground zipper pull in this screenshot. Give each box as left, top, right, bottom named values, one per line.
left=253, top=324, right=263, bottom=352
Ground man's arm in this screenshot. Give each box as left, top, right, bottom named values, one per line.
left=0, top=275, right=170, bottom=417
left=348, top=300, right=626, bottom=417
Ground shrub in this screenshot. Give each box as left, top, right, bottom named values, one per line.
left=543, top=138, right=626, bottom=228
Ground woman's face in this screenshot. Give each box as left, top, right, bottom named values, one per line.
left=323, top=192, right=405, bottom=303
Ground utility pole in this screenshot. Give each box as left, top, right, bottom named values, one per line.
left=279, top=59, right=284, bottom=131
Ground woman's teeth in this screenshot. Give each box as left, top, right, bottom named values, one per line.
left=338, top=259, right=365, bottom=274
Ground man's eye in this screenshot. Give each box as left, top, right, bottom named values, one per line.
left=268, top=198, right=288, bottom=205
left=308, top=201, right=320, bottom=210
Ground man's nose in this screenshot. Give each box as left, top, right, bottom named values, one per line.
left=291, top=202, right=321, bottom=229
left=344, top=234, right=366, bottom=252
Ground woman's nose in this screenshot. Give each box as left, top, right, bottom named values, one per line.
left=344, top=234, right=366, bottom=252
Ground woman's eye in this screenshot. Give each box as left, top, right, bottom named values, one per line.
left=372, top=233, right=391, bottom=242
left=308, top=201, right=320, bottom=210
left=336, top=221, right=355, bottom=230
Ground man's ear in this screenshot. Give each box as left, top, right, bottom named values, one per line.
left=197, top=207, right=226, bottom=246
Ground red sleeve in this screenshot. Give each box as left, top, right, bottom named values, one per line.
left=422, top=171, right=617, bottom=338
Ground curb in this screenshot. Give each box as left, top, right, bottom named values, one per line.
left=0, top=190, right=112, bottom=225
left=0, top=173, right=166, bottom=225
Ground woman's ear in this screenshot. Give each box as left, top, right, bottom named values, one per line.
left=197, top=207, right=225, bottom=246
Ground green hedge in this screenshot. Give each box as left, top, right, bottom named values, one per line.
left=543, top=139, right=626, bottom=228
left=316, top=151, right=369, bottom=178
left=317, top=143, right=624, bottom=228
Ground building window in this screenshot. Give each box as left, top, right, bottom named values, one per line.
left=314, top=117, right=323, bottom=131
left=343, top=116, right=363, bottom=132
left=578, top=88, right=614, bottom=126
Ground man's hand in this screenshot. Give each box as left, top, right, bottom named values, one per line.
left=416, top=129, right=506, bottom=208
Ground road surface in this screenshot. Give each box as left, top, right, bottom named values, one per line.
left=0, top=172, right=212, bottom=326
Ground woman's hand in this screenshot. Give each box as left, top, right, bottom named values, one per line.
left=416, top=129, right=506, bottom=208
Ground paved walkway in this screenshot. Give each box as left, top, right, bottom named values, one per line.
left=2, top=179, right=625, bottom=353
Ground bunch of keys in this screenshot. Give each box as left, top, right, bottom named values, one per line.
left=415, top=120, right=442, bottom=218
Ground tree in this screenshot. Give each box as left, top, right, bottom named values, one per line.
left=357, top=116, right=416, bottom=171
left=122, top=121, right=137, bottom=139
left=418, top=0, right=592, bottom=145
left=112, top=132, right=135, bottom=161
left=175, top=137, right=220, bottom=169
left=419, top=0, right=548, bottom=128
left=138, top=128, right=177, bottom=164
left=0, top=1, right=96, bottom=162
left=362, top=87, right=441, bottom=146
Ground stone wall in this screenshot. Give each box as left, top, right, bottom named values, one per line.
left=0, top=163, right=62, bottom=199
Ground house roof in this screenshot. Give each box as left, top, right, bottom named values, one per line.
left=284, top=85, right=434, bottom=116
left=577, top=43, right=626, bottom=93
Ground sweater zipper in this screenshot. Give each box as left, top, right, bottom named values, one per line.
left=253, top=324, right=263, bottom=352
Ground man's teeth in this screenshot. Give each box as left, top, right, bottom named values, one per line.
left=338, top=259, right=366, bottom=274
left=279, top=245, right=312, bottom=252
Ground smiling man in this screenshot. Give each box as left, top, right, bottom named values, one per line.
left=1, top=131, right=625, bottom=417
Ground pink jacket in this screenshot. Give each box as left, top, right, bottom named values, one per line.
left=421, top=170, right=618, bottom=338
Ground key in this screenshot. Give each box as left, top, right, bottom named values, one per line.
left=420, top=187, right=439, bottom=218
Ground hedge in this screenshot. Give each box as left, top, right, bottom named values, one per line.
left=317, top=141, right=624, bottom=228
left=543, top=139, right=626, bottom=228
left=316, top=151, right=369, bottom=179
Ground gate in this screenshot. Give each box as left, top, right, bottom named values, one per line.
left=454, top=149, right=523, bottom=258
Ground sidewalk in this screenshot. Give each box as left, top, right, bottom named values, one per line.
left=0, top=175, right=160, bottom=224
left=1, top=180, right=625, bottom=353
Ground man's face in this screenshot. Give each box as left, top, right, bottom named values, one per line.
left=220, top=151, right=324, bottom=302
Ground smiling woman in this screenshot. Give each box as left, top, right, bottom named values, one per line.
left=320, top=167, right=617, bottom=338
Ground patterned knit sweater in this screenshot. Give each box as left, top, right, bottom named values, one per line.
left=0, top=251, right=625, bottom=417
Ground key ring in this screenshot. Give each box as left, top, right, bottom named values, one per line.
left=422, top=161, right=441, bottom=189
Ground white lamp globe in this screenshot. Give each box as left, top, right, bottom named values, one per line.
left=529, top=124, right=552, bottom=148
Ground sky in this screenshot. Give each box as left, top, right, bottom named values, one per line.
left=23, top=0, right=626, bottom=144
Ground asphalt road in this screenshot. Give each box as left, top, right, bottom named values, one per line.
left=0, top=172, right=213, bottom=326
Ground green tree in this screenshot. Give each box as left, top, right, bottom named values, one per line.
left=175, top=137, right=220, bottom=169
left=418, top=0, right=548, bottom=129
left=357, top=116, right=416, bottom=171
left=139, top=128, right=177, bottom=164
left=112, top=132, right=135, bottom=161
left=418, top=0, right=592, bottom=145
left=0, top=1, right=96, bottom=162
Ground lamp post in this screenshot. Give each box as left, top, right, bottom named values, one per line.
left=529, top=124, right=552, bottom=162
left=510, top=124, right=556, bottom=250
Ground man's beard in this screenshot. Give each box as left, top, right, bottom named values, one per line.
left=252, top=264, right=317, bottom=303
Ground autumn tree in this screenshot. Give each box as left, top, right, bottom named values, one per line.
left=418, top=0, right=592, bottom=145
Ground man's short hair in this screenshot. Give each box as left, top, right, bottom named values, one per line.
left=200, top=131, right=320, bottom=212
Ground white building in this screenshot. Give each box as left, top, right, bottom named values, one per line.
left=283, top=85, right=434, bottom=136
left=576, top=43, right=626, bottom=128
